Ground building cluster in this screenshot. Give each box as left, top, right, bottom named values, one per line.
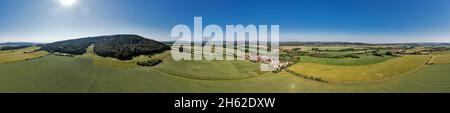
left=247, top=54, right=293, bottom=71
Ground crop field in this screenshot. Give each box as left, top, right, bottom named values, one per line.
left=432, top=51, right=450, bottom=64
left=0, top=55, right=291, bottom=92
left=288, top=55, right=430, bottom=83
left=153, top=54, right=267, bottom=80
left=0, top=46, right=48, bottom=64
left=0, top=44, right=449, bottom=93
left=299, top=55, right=395, bottom=65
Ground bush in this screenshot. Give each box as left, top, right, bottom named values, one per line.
left=286, top=70, right=329, bottom=83
left=373, top=53, right=383, bottom=57
left=385, top=51, right=393, bottom=56
left=137, top=59, right=162, bottom=67
left=311, top=48, right=319, bottom=51
left=292, top=48, right=301, bottom=51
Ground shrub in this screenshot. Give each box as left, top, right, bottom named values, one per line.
left=373, top=53, right=383, bottom=57
left=385, top=51, right=393, bottom=56
left=137, top=59, right=162, bottom=67
left=292, top=48, right=301, bottom=51
left=286, top=70, right=329, bottom=83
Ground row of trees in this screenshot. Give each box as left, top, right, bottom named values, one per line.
left=136, top=59, right=163, bottom=67
left=311, top=48, right=364, bottom=52
left=286, top=70, right=329, bottom=83
left=307, top=52, right=361, bottom=59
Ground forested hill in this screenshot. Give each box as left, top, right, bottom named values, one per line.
left=39, top=34, right=170, bottom=60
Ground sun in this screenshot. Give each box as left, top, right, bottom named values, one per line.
left=59, top=0, right=77, bottom=6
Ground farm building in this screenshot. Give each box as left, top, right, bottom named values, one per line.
left=419, top=52, right=432, bottom=55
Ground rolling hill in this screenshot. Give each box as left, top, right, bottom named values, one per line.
left=39, top=34, right=170, bottom=60
left=0, top=42, right=37, bottom=46
left=0, top=42, right=39, bottom=50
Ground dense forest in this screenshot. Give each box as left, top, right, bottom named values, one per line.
left=39, top=37, right=103, bottom=55
left=93, top=35, right=170, bottom=60
left=39, top=34, right=170, bottom=60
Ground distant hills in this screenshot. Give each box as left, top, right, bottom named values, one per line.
left=279, top=41, right=450, bottom=46
left=0, top=42, right=40, bottom=51
left=39, top=34, right=170, bottom=60
left=0, top=42, right=38, bottom=46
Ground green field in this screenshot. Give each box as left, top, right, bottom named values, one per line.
left=153, top=56, right=268, bottom=80
left=299, top=55, right=395, bottom=65
left=288, top=55, right=430, bottom=83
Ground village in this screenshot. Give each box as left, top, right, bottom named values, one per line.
left=246, top=54, right=294, bottom=72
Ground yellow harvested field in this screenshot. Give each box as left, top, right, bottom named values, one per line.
left=433, top=54, right=450, bottom=64
left=288, top=55, right=430, bottom=83
left=0, top=46, right=49, bottom=64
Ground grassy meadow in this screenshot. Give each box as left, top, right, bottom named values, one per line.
left=289, top=55, right=430, bottom=83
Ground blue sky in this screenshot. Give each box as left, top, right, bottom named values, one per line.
left=0, top=0, right=449, bottom=43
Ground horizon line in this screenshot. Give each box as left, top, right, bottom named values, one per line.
left=2, top=40, right=450, bottom=45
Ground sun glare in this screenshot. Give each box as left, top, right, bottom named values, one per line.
left=59, top=0, right=77, bottom=6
